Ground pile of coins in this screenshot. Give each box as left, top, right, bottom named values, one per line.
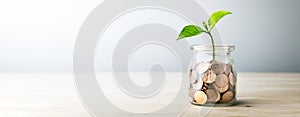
left=188, top=61, right=236, bottom=105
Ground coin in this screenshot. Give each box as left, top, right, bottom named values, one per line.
left=214, top=83, right=229, bottom=93
left=201, top=85, right=208, bottom=91
left=202, top=70, right=216, bottom=83
left=224, top=63, right=232, bottom=75
left=193, top=91, right=207, bottom=104
left=195, top=62, right=211, bottom=74
left=211, top=61, right=225, bottom=75
left=222, top=91, right=234, bottom=103
left=229, top=72, right=236, bottom=86
left=206, top=89, right=221, bottom=103
left=204, top=83, right=209, bottom=88
left=189, top=84, right=193, bottom=89
left=188, top=89, right=196, bottom=98
left=193, top=80, right=203, bottom=91
left=189, top=69, right=198, bottom=84
left=215, top=74, right=229, bottom=88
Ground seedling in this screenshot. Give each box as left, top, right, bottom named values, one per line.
left=177, top=10, right=232, bottom=61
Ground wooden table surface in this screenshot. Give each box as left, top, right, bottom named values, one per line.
left=0, top=73, right=299, bottom=117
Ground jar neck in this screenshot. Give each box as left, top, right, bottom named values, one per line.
left=194, top=51, right=231, bottom=56
left=191, top=44, right=235, bottom=61
left=191, top=44, right=235, bottom=53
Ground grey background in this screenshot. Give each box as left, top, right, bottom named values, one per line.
left=1, top=0, right=300, bottom=72
left=201, top=0, right=300, bottom=72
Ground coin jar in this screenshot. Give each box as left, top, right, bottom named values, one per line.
left=188, top=44, right=237, bottom=106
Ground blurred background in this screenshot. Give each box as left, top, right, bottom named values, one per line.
left=1, top=0, right=300, bottom=73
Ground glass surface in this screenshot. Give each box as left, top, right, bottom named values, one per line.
left=188, top=44, right=237, bottom=107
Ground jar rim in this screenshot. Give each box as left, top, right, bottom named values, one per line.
left=191, top=44, right=235, bottom=52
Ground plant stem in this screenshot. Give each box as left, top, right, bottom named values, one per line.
left=207, top=32, right=216, bottom=61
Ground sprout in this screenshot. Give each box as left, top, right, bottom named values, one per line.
left=177, top=10, right=232, bottom=61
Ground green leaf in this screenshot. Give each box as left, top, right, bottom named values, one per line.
left=177, top=25, right=204, bottom=40
left=208, top=10, right=232, bottom=31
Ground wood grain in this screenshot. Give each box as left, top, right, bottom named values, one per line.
left=183, top=73, right=300, bottom=117
left=0, top=73, right=300, bottom=117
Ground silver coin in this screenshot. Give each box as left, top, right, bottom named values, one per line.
left=189, top=69, right=198, bottom=84
left=193, top=78, right=203, bottom=91
left=195, top=62, right=211, bottom=74
left=188, top=89, right=196, bottom=98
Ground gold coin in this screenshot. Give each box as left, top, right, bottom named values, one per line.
left=193, top=91, right=207, bottom=104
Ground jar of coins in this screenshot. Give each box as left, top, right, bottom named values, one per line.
left=188, top=45, right=237, bottom=106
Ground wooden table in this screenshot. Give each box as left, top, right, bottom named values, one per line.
left=0, top=73, right=299, bottom=117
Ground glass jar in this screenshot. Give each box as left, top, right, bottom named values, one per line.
left=188, top=44, right=237, bottom=106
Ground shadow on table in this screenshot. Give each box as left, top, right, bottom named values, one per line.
left=234, top=99, right=255, bottom=107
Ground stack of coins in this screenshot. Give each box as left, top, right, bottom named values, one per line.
left=188, top=61, right=236, bottom=105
